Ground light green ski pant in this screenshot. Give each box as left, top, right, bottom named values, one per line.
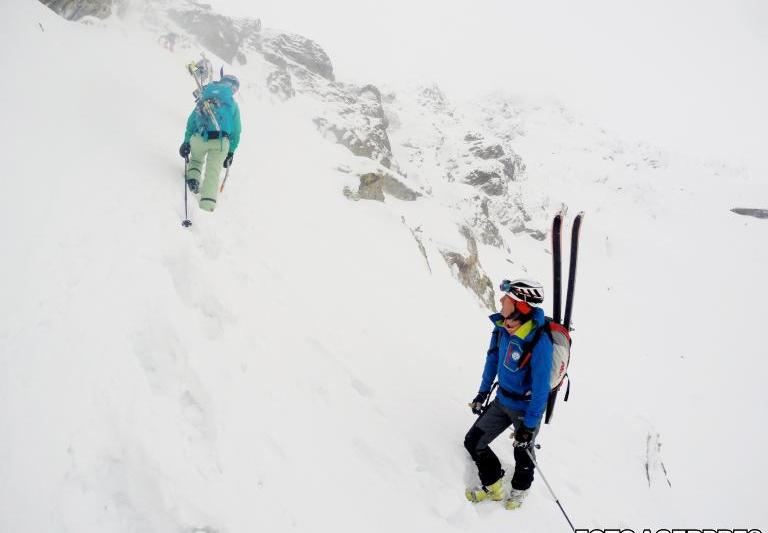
left=185, top=134, right=230, bottom=212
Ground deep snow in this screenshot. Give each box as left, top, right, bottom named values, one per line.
left=1, top=3, right=767, bottom=532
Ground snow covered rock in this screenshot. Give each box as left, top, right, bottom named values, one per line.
left=344, top=172, right=421, bottom=202
left=39, top=0, right=114, bottom=20
left=731, top=207, right=768, bottom=219
left=439, top=227, right=495, bottom=310
left=311, top=82, right=394, bottom=168
left=167, top=6, right=261, bottom=64
left=265, top=69, right=295, bottom=100
left=258, top=31, right=335, bottom=81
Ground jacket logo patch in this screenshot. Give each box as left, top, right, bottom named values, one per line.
left=505, top=343, right=522, bottom=368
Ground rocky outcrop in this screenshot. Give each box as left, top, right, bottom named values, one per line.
left=167, top=8, right=261, bottom=64
left=359, top=85, right=389, bottom=128
left=344, top=172, right=421, bottom=202
left=245, top=32, right=393, bottom=168
left=459, top=154, right=525, bottom=195
left=266, top=69, right=294, bottom=99
left=471, top=144, right=504, bottom=160
left=313, top=83, right=394, bottom=169
left=440, top=227, right=495, bottom=310
left=463, top=170, right=506, bottom=196
left=259, top=32, right=334, bottom=81
left=500, top=155, right=524, bottom=181
left=731, top=208, right=768, bottom=219
left=39, top=0, right=113, bottom=20
left=418, top=85, right=452, bottom=114
left=471, top=198, right=504, bottom=247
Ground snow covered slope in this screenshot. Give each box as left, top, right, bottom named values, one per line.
left=1, top=2, right=767, bottom=532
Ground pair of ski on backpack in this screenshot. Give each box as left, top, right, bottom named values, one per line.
left=187, top=62, right=238, bottom=136
left=487, top=209, right=583, bottom=424
left=542, top=208, right=583, bottom=424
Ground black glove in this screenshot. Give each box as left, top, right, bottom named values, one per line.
left=513, top=425, right=536, bottom=447
left=469, top=391, right=489, bottom=415
left=179, top=142, right=190, bottom=158
left=223, top=151, right=234, bottom=168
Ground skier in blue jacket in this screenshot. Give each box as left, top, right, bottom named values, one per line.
left=464, top=279, right=553, bottom=510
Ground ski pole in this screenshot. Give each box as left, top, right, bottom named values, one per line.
left=182, top=156, right=192, bottom=228
left=479, top=382, right=498, bottom=414
left=220, top=165, right=230, bottom=193
left=525, top=448, right=576, bottom=533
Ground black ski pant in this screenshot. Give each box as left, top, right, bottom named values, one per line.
left=463, top=398, right=540, bottom=490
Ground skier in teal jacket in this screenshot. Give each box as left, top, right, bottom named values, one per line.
left=179, top=74, right=242, bottom=212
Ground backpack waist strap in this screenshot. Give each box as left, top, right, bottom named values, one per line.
left=206, top=131, right=230, bottom=140
left=498, top=385, right=531, bottom=402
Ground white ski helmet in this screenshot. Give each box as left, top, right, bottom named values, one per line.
left=500, top=278, right=545, bottom=305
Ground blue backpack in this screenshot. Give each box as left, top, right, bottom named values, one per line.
left=195, top=81, right=236, bottom=135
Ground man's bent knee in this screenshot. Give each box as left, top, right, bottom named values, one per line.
left=464, top=426, right=485, bottom=454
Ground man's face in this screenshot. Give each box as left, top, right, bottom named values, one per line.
left=500, top=294, right=516, bottom=318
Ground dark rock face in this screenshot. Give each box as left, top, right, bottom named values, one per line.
left=39, top=0, right=112, bottom=20
left=471, top=144, right=504, bottom=160
left=266, top=69, right=294, bottom=99
left=358, top=174, right=386, bottom=202
left=464, top=170, right=506, bottom=196
left=440, top=227, right=495, bottom=310
left=418, top=85, right=451, bottom=114
left=345, top=172, right=421, bottom=202
left=379, top=174, right=420, bottom=201
left=250, top=34, right=390, bottom=167
left=314, top=117, right=392, bottom=168
left=359, top=85, right=389, bottom=128
left=472, top=198, right=504, bottom=247
left=260, top=33, right=334, bottom=81
left=168, top=9, right=261, bottom=64
left=261, top=50, right=287, bottom=69
left=500, top=155, right=524, bottom=181
left=731, top=208, right=768, bottom=219
left=311, top=82, right=394, bottom=169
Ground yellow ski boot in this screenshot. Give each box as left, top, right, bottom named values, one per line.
left=504, top=488, right=528, bottom=510
left=465, top=478, right=504, bottom=503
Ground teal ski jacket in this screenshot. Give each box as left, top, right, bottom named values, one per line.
left=183, top=81, right=241, bottom=152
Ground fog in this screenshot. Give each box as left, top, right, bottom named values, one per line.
left=210, top=0, right=768, bottom=173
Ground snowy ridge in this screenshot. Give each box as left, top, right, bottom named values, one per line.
left=2, top=2, right=767, bottom=532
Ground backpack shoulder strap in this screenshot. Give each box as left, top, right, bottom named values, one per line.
left=489, top=327, right=501, bottom=354
left=518, top=318, right=552, bottom=369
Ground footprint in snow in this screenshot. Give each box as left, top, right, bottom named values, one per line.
left=161, top=252, right=233, bottom=339
left=129, top=320, right=220, bottom=471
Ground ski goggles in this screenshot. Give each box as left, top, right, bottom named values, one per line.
left=499, top=279, right=515, bottom=293
left=500, top=294, right=532, bottom=318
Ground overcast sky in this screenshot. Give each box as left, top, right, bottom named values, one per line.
left=209, top=0, right=768, bottom=172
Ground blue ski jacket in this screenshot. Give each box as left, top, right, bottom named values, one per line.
left=479, top=307, right=553, bottom=428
